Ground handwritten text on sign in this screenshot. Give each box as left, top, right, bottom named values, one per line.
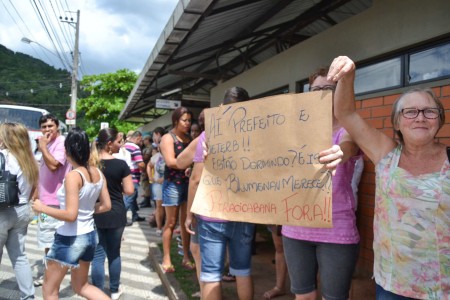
left=191, top=92, right=333, bottom=227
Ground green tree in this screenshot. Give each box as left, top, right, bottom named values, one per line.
left=77, top=69, right=140, bottom=137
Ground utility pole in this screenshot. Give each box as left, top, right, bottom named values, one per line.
left=62, top=10, right=80, bottom=130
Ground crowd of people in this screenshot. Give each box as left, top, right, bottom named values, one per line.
left=0, top=55, right=448, bottom=300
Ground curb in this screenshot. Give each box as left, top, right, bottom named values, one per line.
left=148, top=242, right=188, bottom=300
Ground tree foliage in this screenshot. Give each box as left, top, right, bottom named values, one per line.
left=78, top=69, right=140, bottom=137
left=0, top=44, right=71, bottom=120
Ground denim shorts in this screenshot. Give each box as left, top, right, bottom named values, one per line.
left=46, top=230, right=98, bottom=268
left=152, top=183, right=163, bottom=200
left=162, top=181, right=188, bottom=206
left=198, top=218, right=255, bottom=282
left=282, top=236, right=359, bottom=300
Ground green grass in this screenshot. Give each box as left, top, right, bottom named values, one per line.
left=157, top=225, right=273, bottom=299
left=158, top=240, right=200, bottom=300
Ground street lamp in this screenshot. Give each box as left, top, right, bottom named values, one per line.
left=21, top=37, right=62, bottom=66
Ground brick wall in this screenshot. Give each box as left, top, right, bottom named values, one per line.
left=354, top=84, right=450, bottom=276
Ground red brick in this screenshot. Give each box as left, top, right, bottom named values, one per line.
left=361, top=97, right=383, bottom=108
left=358, top=204, right=375, bottom=218
left=431, top=86, right=441, bottom=97
left=360, top=183, right=375, bottom=196
left=436, top=123, right=450, bottom=138
left=384, top=118, right=392, bottom=128
left=442, top=85, right=450, bottom=97
left=438, top=137, right=450, bottom=145
left=371, top=106, right=392, bottom=118
left=384, top=94, right=401, bottom=105
left=363, top=161, right=375, bottom=173
left=441, top=97, right=450, bottom=109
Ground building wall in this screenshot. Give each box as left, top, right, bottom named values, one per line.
left=210, top=0, right=450, bottom=276
left=211, top=0, right=450, bottom=105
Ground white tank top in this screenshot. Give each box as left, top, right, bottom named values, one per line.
left=56, top=168, right=103, bottom=236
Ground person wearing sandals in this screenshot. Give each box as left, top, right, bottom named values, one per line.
left=185, top=87, right=257, bottom=300
left=160, top=106, right=195, bottom=273
left=31, top=127, right=111, bottom=299
left=90, top=128, right=134, bottom=299
left=263, top=225, right=288, bottom=299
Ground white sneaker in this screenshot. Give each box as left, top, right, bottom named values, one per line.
left=33, top=276, right=44, bottom=287
left=156, top=229, right=162, bottom=236
left=111, top=286, right=123, bottom=300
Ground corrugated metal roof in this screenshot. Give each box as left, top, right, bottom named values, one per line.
left=120, top=0, right=372, bottom=123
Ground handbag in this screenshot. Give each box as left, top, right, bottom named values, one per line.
left=0, top=152, right=20, bottom=208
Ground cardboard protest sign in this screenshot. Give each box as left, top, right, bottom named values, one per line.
left=191, top=92, right=333, bottom=227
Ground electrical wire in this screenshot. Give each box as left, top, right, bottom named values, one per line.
left=35, top=0, right=72, bottom=69
left=30, top=0, right=71, bottom=70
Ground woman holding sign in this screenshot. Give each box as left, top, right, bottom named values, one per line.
left=160, top=106, right=194, bottom=273
left=282, top=67, right=363, bottom=300
left=328, top=56, right=449, bottom=299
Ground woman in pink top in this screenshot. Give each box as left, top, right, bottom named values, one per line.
left=329, top=56, right=449, bottom=299
left=282, top=67, right=362, bottom=300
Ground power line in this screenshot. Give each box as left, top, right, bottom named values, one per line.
left=35, top=0, right=72, bottom=69
left=30, top=0, right=70, bottom=70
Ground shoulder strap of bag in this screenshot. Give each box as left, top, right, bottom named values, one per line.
left=0, top=152, right=5, bottom=171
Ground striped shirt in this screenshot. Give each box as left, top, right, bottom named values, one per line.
left=124, top=142, right=143, bottom=183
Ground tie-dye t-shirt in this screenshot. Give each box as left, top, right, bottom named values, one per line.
left=374, top=145, right=450, bottom=299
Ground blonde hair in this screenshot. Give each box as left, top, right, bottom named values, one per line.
left=0, top=123, right=39, bottom=187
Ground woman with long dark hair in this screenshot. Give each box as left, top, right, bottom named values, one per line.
left=32, top=127, right=111, bottom=299
left=90, top=128, right=134, bottom=299
left=160, top=106, right=194, bottom=273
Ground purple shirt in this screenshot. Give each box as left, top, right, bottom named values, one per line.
left=193, top=131, right=206, bottom=163
left=282, top=127, right=362, bottom=244
left=39, top=135, right=71, bottom=206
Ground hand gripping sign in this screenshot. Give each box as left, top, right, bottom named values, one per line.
left=191, top=92, right=333, bottom=227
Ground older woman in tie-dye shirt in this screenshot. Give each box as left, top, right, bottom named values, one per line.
left=329, top=56, right=449, bottom=300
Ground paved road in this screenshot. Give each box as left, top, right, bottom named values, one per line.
left=0, top=207, right=168, bottom=300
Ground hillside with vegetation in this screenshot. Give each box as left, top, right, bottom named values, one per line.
left=0, top=44, right=72, bottom=119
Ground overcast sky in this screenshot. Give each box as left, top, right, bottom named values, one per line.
left=0, top=0, right=178, bottom=76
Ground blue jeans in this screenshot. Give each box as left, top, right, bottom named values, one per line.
left=0, top=204, right=35, bottom=299
left=198, top=218, right=255, bottom=282
left=376, top=284, right=417, bottom=300
left=124, top=182, right=140, bottom=220
left=91, top=227, right=125, bottom=293
left=46, top=231, right=98, bottom=268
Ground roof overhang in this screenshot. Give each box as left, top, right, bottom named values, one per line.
left=120, top=0, right=372, bottom=123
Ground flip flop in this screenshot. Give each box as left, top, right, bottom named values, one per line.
left=161, top=264, right=175, bottom=273
left=181, top=261, right=196, bottom=270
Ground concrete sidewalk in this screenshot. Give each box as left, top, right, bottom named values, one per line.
left=1, top=204, right=375, bottom=299
left=149, top=220, right=376, bottom=300
left=1, top=206, right=167, bottom=300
